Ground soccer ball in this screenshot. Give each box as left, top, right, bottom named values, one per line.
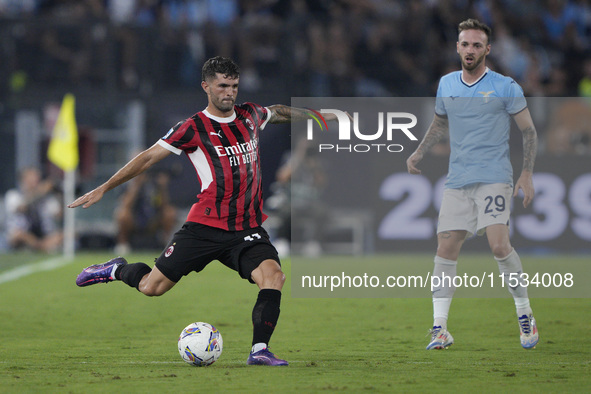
left=178, top=322, right=223, bottom=366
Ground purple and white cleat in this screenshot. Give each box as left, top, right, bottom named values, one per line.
left=76, top=257, right=127, bottom=287
left=246, top=348, right=288, bottom=366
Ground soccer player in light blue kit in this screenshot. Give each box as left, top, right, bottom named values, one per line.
left=406, top=19, right=539, bottom=350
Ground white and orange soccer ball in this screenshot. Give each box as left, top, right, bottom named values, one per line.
left=178, top=322, right=223, bottom=366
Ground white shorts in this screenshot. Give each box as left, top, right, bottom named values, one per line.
left=437, top=183, right=512, bottom=237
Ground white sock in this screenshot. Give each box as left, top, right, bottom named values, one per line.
left=432, top=256, right=457, bottom=329
left=433, top=316, right=448, bottom=330
left=110, top=263, right=120, bottom=280
left=251, top=343, right=267, bottom=353
left=516, top=307, right=533, bottom=318
left=495, top=249, right=531, bottom=315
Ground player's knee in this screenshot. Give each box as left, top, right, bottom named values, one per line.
left=263, top=267, right=284, bottom=285
left=489, top=242, right=512, bottom=258
left=140, top=287, right=165, bottom=297
left=255, top=263, right=285, bottom=290
left=272, top=269, right=286, bottom=287
left=436, top=244, right=460, bottom=261
left=436, top=232, right=464, bottom=260
left=138, top=281, right=166, bottom=297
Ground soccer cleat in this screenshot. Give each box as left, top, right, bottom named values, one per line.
left=246, top=348, right=288, bottom=366
left=518, top=314, right=539, bottom=349
left=75, top=257, right=127, bottom=287
left=426, top=326, right=454, bottom=350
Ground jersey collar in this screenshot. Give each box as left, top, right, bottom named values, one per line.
left=203, top=108, right=236, bottom=123
left=460, top=67, right=489, bottom=87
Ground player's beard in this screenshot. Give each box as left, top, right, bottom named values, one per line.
left=213, top=97, right=235, bottom=113
left=462, top=53, right=485, bottom=71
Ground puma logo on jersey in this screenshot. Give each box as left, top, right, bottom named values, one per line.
left=210, top=130, right=223, bottom=138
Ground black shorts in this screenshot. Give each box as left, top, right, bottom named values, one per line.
left=154, top=222, right=280, bottom=283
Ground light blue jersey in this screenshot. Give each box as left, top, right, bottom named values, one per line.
left=435, top=68, right=527, bottom=188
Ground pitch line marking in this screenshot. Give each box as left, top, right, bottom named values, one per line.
left=0, top=256, right=73, bottom=285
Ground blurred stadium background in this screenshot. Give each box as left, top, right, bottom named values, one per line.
left=1, top=0, right=591, bottom=255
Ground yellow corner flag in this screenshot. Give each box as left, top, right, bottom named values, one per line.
left=48, top=93, right=79, bottom=172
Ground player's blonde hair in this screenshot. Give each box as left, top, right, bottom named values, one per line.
left=458, top=19, right=492, bottom=44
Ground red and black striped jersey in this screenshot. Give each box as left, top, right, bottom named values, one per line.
left=157, top=102, right=271, bottom=231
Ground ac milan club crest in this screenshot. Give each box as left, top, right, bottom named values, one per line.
left=165, top=245, right=175, bottom=257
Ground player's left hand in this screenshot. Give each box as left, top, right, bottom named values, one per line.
left=514, top=172, right=534, bottom=208
left=406, top=150, right=423, bottom=175
left=68, top=187, right=105, bottom=209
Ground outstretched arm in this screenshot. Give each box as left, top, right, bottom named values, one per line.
left=512, top=108, right=538, bottom=208
left=406, top=114, right=449, bottom=174
left=266, top=105, right=345, bottom=124
left=68, top=142, right=172, bottom=209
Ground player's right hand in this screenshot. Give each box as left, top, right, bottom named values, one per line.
left=68, top=188, right=105, bottom=209
left=406, top=151, right=423, bottom=174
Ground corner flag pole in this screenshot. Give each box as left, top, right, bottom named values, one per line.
left=47, top=93, right=79, bottom=259
left=63, top=171, right=76, bottom=259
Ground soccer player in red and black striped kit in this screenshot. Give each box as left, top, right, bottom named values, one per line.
left=70, top=56, right=342, bottom=366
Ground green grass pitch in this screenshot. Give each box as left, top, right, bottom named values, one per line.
left=0, top=252, right=589, bottom=392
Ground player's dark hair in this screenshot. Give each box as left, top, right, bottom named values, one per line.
left=202, top=56, right=240, bottom=82
left=458, top=18, right=492, bottom=44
